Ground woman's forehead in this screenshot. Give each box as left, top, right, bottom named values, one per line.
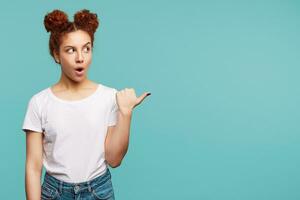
left=61, top=30, right=91, bottom=47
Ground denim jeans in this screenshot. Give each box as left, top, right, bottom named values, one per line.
left=41, top=168, right=115, bottom=200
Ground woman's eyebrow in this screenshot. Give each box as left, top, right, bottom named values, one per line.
left=63, top=42, right=91, bottom=49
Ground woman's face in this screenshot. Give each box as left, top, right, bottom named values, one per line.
left=54, top=30, right=93, bottom=82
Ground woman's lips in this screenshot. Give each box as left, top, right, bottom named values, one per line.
left=74, top=68, right=85, bottom=76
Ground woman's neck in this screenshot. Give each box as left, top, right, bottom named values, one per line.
left=54, top=74, right=96, bottom=92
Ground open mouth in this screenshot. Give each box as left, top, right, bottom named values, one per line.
left=74, top=67, right=85, bottom=76
left=75, top=67, right=84, bottom=72
left=75, top=67, right=84, bottom=73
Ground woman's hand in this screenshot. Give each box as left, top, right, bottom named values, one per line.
left=116, top=88, right=151, bottom=115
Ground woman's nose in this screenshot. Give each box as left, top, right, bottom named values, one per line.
left=76, top=52, right=84, bottom=63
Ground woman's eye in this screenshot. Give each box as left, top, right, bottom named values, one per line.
left=67, top=48, right=74, bottom=53
left=65, top=47, right=90, bottom=53
left=83, top=47, right=90, bottom=52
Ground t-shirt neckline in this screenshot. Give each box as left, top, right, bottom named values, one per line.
left=48, top=84, right=102, bottom=104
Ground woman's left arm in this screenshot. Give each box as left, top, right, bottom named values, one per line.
left=105, top=88, right=150, bottom=168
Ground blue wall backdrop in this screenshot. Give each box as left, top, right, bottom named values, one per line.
left=1, top=1, right=299, bottom=199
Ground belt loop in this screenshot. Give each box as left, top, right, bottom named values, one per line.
left=59, top=180, right=63, bottom=194
left=87, top=181, right=92, bottom=192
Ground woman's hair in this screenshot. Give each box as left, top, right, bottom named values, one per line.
left=44, top=9, right=99, bottom=63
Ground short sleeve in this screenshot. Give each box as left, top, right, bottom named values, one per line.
left=22, top=96, right=43, bottom=133
left=107, top=89, right=119, bottom=126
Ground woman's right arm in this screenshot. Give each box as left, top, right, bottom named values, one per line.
left=25, top=131, right=43, bottom=200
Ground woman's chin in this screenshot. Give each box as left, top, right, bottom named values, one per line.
left=68, top=75, right=87, bottom=83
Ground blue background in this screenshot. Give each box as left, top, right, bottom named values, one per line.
left=1, top=1, right=299, bottom=199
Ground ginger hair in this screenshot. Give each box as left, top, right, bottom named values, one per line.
left=44, top=9, right=99, bottom=63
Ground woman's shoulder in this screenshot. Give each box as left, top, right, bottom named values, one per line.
left=28, top=86, right=51, bottom=105
left=34, top=86, right=50, bottom=97
left=99, top=83, right=118, bottom=94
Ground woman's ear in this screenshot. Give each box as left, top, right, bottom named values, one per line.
left=53, top=50, right=60, bottom=64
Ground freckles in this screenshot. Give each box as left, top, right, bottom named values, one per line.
left=86, top=53, right=92, bottom=60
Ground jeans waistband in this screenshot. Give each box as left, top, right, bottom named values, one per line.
left=43, top=168, right=111, bottom=194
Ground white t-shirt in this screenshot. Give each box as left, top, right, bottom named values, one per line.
left=22, top=83, right=119, bottom=183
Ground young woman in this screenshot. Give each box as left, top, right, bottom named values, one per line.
left=22, top=9, right=150, bottom=200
